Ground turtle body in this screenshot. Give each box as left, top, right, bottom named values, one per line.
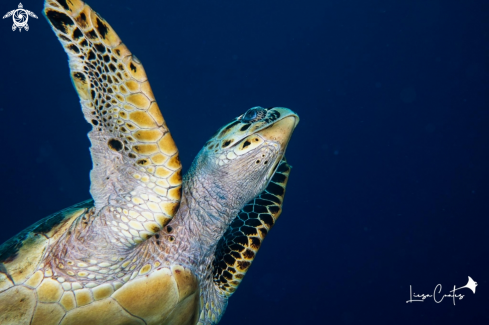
left=0, top=1, right=299, bottom=324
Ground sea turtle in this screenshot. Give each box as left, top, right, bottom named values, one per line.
left=0, top=0, right=298, bottom=324
left=2, top=3, right=38, bottom=32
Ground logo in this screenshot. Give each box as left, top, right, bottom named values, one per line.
left=406, top=276, right=478, bottom=305
left=3, top=3, right=37, bottom=32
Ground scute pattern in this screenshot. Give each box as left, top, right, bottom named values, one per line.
left=44, top=0, right=182, bottom=246
left=212, top=159, right=291, bottom=296
left=0, top=263, right=199, bottom=325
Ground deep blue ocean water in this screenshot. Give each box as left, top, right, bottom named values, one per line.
left=1, top=0, right=488, bottom=324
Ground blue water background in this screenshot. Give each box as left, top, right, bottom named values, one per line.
left=1, top=0, right=488, bottom=324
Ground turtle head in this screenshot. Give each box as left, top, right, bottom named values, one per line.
left=188, top=106, right=298, bottom=213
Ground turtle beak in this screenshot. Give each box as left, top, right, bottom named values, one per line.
left=256, top=108, right=299, bottom=152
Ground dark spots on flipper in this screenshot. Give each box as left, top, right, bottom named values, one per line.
left=253, top=205, right=267, bottom=214
left=74, top=11, right=88, bottom=28
left=94, top=43, right=106, bottom=53
left=73, top=72, right=86, bottom=83
left=115, top=49, right=121, bottom=56
left=255, top=198, right=273, bottom=206
left=244, top=218, right=262, bottom=227
left=230, top=218, right=244, bottom=228
left=234, top=236, right=248, bottom=246
left=266, top=182, right=285, bottom=196
left=109, top=63, right=117, bottom=72
left=224, top=255, right=236, bottom=266
left=222, top=271, right=233, bottom=280
left=272, top=172, right=287, bottom=184
left=242, top=249, right=255, bottom=259
left=229, top=244, right=245, bottom=252
left=80, top=39, right=88, bottom=47
left=87, top=50, right=96, bottom=61
left=237, top=261, right=250, bottom=271
left=240, top=226, right=257, bottom=236
left=59, top=34, right=70, bottom=42
left=277, top=162, right=290, bottom=173
left=242, top=205, right=253, bottom=213
left=95, top=16, right=109, bottom=39
left=261, top=193, right=281, bottom=204
left=268, top=205, right=280, bottom=215
left=129, top=62, right=137, bottom=73
left=54, top=0, right=70, bottom=10
left=249, top=237, right=261, bottom=249
left=46, top=10, right=74, bottom=34
left=68, top=44, right=80, bottom=54
left=86, top=29, right=98, bottom=40
left=259, top=214, right=274, bottom=228
left=128, top=153, right=136, bottom=159
left=72, top=28, right=83, bottom=40
left=91, top=119, right=99, bottom=126
left=108, top=138, right=124, bottom=152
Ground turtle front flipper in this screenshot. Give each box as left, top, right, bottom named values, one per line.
left=212, top=158, right=291, bottom=298
left=43, top=0, right=182, bottom=244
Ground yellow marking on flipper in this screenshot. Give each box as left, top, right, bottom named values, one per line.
left=44, top=0, right=182, bottom=245
left=31, top=302, right=65, bottom=325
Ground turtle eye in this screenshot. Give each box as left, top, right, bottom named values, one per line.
left=241, top=106, right=266, bottom=123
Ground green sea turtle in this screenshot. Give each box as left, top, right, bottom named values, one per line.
left=2, top=3, right=38, bottom=32
left=0, top=0, right=298, bottom=324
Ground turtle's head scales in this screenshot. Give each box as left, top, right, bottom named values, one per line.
left=190, top=106, right=298, bottom=211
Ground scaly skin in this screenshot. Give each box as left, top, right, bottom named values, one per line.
left=0, top=0, right=299, bottom=324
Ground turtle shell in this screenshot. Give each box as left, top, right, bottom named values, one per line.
left=0, top=201, right=200, bottom=325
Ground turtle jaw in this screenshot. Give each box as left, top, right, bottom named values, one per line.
left=255, top=114, right=298, bottom=178
left=256, top=115, right=298, bottom=152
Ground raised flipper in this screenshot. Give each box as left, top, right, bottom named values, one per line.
left=213, top=158, right=291, bottom=296
left=43, top=0, right=182, bottom=245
